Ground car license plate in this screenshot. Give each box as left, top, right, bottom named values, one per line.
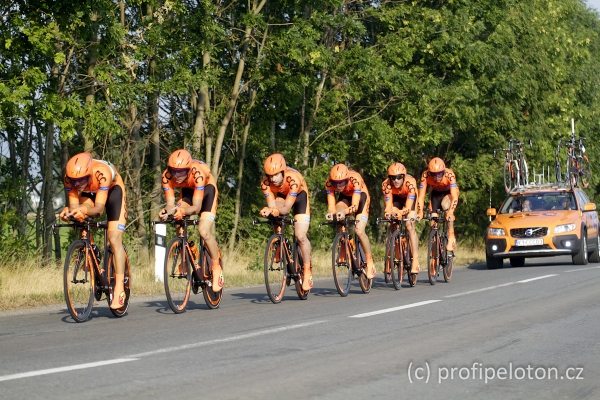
left=515, top=238, right=543, bottom=246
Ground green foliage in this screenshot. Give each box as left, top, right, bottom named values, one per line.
left=2, top=0, right=600, bottom=261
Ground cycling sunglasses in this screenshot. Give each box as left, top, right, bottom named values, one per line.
left=428, top=170, right=445, bottom=178
left=169, top=167, right=189, bottom=179
left=66, top=175, right=90, bottom=188
left=331, top=179, right=348, bottom=185
left=388, top=174, right=405, bottom=181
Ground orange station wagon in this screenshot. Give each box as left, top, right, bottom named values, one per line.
left=485, top=184, right=600, bottom=269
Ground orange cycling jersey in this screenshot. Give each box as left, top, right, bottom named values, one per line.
left=161, top=160, right=215, bottom=202
left=382, top=174, right=418, bottom=212
left=325, top=169, right=370, bottom=214
left=64, top=159, right=127, bottom=230
left=64, top=159, right=121, bottom=205
left=261, top=167, right=308, bottom=200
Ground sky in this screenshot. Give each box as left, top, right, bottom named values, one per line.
left=586, top=0, right=600, bottom=11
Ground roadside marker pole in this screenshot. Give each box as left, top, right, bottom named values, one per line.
left=154, top=223, right=166, bottom=282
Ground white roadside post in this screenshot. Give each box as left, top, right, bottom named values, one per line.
left=154, top=222, right=167, bottom=282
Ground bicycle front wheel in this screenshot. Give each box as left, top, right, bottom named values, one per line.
left=107, top=247, right=131, bottom=317
left=332, top=232, right=352, bottom=297
left=64, top=240, right=95, bottom=323
left=503, top=161, right=516, bottom=193
left=164, top=238, right=192, bottom=313
left=427, top=230, right=439, bottom=285
left=388, top=231, right=402, bottom=290
left=264, top=234, right=287, bottom=303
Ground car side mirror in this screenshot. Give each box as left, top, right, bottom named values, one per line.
left=583, top=202, right=596, bottom=212
left=486, top=208, right=497, bottom=217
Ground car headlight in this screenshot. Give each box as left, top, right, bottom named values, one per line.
left=554, top=224, right=576, bottom=234
left=488, top=227, right=505, bottom=236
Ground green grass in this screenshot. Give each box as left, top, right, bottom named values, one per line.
left=0, top=242, right=485, bottom=311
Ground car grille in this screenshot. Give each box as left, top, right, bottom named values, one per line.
left=510, top=227, right=548, bottom=238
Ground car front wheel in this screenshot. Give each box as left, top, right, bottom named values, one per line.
left=572, top=229, right=589, bottom=265
left=486, top=253, right=503, bottom=269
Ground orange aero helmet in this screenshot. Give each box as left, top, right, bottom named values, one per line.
left=168, top=149, right=192, bottom=170
left=263, top=153, right=286, bottom=175
left=66, top=152, right=93, bottom=179
left=387, top=162, right=407, bottom=176
left=428, top=157, right=446, bottom=173
left=329, top=163, right=349, bottom=181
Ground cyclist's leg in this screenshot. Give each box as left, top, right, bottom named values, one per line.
left=199, top=184, right=223, bottom=291
left=293, top=191, right=312, bottom=291
left=441, top=194, right=456, bottom=251
left=106, top=183, right=127, bottom=309
left=406, top=213, right=420, bottom=273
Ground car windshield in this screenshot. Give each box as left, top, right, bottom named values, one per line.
left=499, top=192, right=576, bottom=214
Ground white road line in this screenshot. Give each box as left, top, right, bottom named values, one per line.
left=564, top=265, right=600, bottom=272
left=444, top=282, right=517, bottom=298
left=128, top=320, right=327, bottom=358
left=0, top=358, right=137, bottom=382
left=0, top=320, right=326, bottom=382
left=517, top=274, right=558, bottom=283
left=348, top=300, right=442, bottom=318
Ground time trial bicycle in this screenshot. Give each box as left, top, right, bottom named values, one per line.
left=53, top=219, right=131, bottom=322
left=424, top=210, right=454, bottom=285
left=378, top=216, right=417, bottom=290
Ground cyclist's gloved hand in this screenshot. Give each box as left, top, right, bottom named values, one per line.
left=260, top=207, right=272, bottom=217
left=325, top=213, right=334, bottom=221
left=173, top=207, right=185, bottom=220
left=384, top=212, right=392, bottom=219
left=416, top=211, right=423, bottom=221
left=59, top=207, right=70, bottom=222
left=270, top=208, right=280, bottom=217
left=446, top=213, right=455, bottom=222
left=72, top=206, right=87, bottom=222
left=336, top=210, right=346, bottom=221
left=159, top=208, right=169, bottom=221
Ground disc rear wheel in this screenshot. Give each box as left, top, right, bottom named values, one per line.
left=200, top=248, right=223, bottom=309
left=357, top=241, right=372, bottom=293
left=107, top=248, right=131, bottom=317
left=294, top=245, right=309, bottom=300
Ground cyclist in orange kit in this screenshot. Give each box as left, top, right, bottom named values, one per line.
left=417, top=157, right=459, bottom=251
left=382, top=162, right=420, bottom=275
left=59, top=152, right=128, bottom=309
left=260, top=153, right=313, bottom=291
left=325, top=164, right=376, bottom=279
left=159, top=149, right=224, bottom=292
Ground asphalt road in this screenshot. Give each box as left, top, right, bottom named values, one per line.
left=1, top=257, right=599, bottom=399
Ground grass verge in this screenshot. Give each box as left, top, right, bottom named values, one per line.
left=0, top=242, right=484, bottom=312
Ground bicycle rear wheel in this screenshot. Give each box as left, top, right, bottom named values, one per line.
left=164, top=238, right=192, bottom=313
left=64, top=240, right=95, bottom=323
left=427, top=230, right=439, bottom=285
left=441, top=236, right=453, bottom=282
left=201, top=248, right=223, bottom=309
left=388, top=231, right=402, bottom=290
left=356, top=242, right=372, bottom=294
left=332, top=232, right=351, bottom=297
left=264, top=234, right=287, bottom=303
left=106, top=247, right=131, bottom=317
left=293, top=244, right=309, bottom=300
left=519, top=158, right=529, bottom=187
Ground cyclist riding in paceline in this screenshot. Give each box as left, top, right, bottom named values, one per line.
left=59, top=152, right=128, bottom=310
left=417, top=157, right=460, bottom=252
left=325, top=163, right=376, bottom=279
left=159, top=149, right=224, bottom=293
left=382, top=162, right=420, bottom=275
left=260, top=153, right=313, bottom=292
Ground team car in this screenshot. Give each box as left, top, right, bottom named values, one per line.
left=485, top=184, right=600, bottom=269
